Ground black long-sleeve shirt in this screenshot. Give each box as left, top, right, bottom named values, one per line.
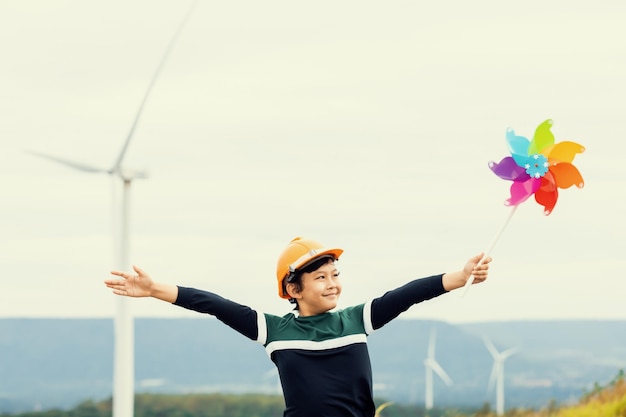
left=174, top=274, right=446, bottom=417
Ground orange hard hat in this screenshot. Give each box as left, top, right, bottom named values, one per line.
left=276, top=237, right=343, bottom=299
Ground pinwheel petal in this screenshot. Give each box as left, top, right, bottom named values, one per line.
left=528, top=119, right=555, bottom=155
left=506, top=178, right=540, bottom=206
left=543, top=141, right=585, bottom=164
left=511, top=153, right=533, bottom=168
left=549, top=163, right=585, bottom=189
left=488, top=157, right=528, bottom=181
left=535, top=171, right=558, bottom=215
left=505, top=128, right=530, bottom=158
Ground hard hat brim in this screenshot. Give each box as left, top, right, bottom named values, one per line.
left=288, top=247, right=344, bottom=274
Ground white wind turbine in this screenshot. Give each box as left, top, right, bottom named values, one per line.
left=26, top=3, right=197, bottom=417
left=484, top=336, right=517, bottom=416
left=423, top=328, right=453, bottom=411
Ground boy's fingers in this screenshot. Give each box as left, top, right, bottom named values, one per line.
left=104, top=277, right=129, bottom=286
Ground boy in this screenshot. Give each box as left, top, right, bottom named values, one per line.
left=105, top=236, right=492, bottom=417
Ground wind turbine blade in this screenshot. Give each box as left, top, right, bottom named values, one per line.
left=483, top=336, right=499, bottom=358
left=501, top=347, right=518, bottom=360
left=25, top=150, right=107, bottom=173
left=487, top=363, right=498, bottom=393
left=110, top=0, right=199, bottom=173
left=262, top=368, right=278, bottom=379
left=427, top=328, right=436, bottom=358
left=429, top=360, right=453, bottom=386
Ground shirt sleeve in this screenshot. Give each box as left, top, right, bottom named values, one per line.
left=370, top=274, right=446, bottom=330
left=173, top=286, right=259, bottom=341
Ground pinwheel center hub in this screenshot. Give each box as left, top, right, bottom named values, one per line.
left=524, top=154, right=549, bottom=178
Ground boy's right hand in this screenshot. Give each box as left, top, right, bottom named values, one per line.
left=105, top=265, right=153, bottom=297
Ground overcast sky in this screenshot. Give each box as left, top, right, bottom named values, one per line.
left=1, top=0, right=624, bottom=323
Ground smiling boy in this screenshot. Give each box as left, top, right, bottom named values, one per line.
left=105, top=236, right=491, bottom=417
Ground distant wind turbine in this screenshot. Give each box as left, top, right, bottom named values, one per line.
left=484, top=336, right=517, bottom=416
left=26, top=3, right=198, bottom=417
left=423, top=329, right=452, bottom=411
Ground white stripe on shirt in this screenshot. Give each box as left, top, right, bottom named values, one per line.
left=265, top=333, right=367, bottom=356
left=363, top=299, right=374, bottom=335
left=256, top=311, right=267, bottom=345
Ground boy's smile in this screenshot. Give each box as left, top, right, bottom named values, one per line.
left=289, top=261, right=342, bottom=317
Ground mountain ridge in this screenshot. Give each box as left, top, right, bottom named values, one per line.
left=1, top=318, right=624, bottom=414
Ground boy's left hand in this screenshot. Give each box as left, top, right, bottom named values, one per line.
left=466, top=253, right=491, bottom=284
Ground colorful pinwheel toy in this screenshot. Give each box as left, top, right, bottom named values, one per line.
left=488, top=119, right=585, bottom=215
left=461, top=119, right=585, bottom=296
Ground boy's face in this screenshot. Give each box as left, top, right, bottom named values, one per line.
left=289, top=261, right=342, bottom=317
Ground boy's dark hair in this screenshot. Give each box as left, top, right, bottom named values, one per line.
left=284, top=255, right=336, bottom=307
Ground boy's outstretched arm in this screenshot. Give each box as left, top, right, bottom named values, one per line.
left=105, top=265, right=178, bottom=303
left=442, top=253, right=492, bottom=291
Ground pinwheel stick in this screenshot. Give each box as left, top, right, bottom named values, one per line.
left=460, top=204, right=519, bottom=297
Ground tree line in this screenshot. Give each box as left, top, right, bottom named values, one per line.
left=3, top=371, right=625, bottom=417
left=1, top=393, right=460, bottom=417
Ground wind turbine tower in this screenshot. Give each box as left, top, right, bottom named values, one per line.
left=27, top=120, right=147, bottom=417
left=423, top=329, right=453, bottom=411
left=484, top=336, right=517, bottom=416
left=27, top=3, right=197, bottom=417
